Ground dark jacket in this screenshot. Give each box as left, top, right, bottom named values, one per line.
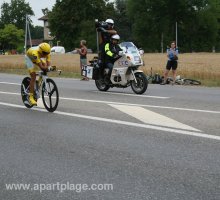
left=104, top=42, right=122, bottom=64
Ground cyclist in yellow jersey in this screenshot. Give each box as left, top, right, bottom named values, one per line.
left=25, top=42, right=53, bottom=106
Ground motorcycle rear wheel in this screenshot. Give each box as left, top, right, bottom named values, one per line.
left=95, top=79, right=110, bottom=92
left=131, top=72, right=148, bottom=94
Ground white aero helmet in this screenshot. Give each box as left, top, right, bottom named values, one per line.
left=111, top=34, right=120, bottom=40
left=105, top=19, right=114, bottom=25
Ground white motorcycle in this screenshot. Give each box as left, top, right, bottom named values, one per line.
left=84, top=42, right=148, bottom=94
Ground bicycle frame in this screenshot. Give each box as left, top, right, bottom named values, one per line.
left=22, top=83, right=30, bottom=96
left=22, top=70, right=61, bottom=97
left=38, top=72, right=48, bottom=96
left=21, top=72, right=46, bottom=97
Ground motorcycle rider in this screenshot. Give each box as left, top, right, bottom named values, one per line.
left=104, top=34, right=122, bottom=77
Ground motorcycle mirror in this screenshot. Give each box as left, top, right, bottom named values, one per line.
left=139, top=49, right=144, bottom=55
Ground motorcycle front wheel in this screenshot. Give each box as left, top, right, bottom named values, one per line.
left=131, top=72, right=148, bottom=94
left=95, top=79, right=110, bottom=92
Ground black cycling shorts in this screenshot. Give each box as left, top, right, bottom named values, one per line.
left=166, top=60, right=178, bottom=70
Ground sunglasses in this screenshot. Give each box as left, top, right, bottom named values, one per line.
left=107, top=23, right=114, bottom=26
left=42, top=51, right=49, bottom=55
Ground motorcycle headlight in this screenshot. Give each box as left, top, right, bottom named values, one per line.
left=134, top=56, right=141, bottom=63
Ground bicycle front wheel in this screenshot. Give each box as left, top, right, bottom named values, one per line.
left=42, top=78, right=59, bottom=112
left=183, top=79, right=201, bottom=85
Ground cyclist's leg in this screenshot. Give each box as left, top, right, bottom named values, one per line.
left=28, top=65, right=38, bottom=105
left=29, top=72, right=36, bottom=94
left=25, top=56, right=39, bottom=105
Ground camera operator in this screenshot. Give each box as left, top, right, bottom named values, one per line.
left=96, top=19, right=117, bottom=44
left=96, top=19, right=117, bottom=67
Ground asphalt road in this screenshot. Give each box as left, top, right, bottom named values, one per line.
left=0, top=73, right=220, bottom=200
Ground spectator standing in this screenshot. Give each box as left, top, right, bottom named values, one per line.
left=161, top=41, right=179, bottom=85
left=76, top=40, right=88, bottom=80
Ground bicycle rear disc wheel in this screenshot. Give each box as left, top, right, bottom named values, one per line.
left=21, top=77, right=33, bottom=108
left=183, top=79, right=201, bottom=85
left=42, top=78, right=59, bottom=112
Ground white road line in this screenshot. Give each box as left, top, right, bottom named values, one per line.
left=0, top=90, right=220, bottom=114
left=0, top=101, right=220, bottom=141
left=0, top=81, right=20, bottom=85
left=110, top=104, right=201, bottom=132
left=0, top=91, right=20, bottom=95
left=93, top=91, right=170, bottom=99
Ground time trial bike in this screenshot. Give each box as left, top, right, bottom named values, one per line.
left=21, top=67, right=61, bottom=112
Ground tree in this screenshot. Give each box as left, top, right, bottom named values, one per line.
left=0, top=0, right=34, bottom=30
left=127, top=0, right=159, bottom=51
left=126, top=0, right=220, bottom=52
left=30, top=25, right=44, bottom=39
left=0, top=24, right=24, bottom=51
left=48, top=0, right=115, bottom=51
left=114, top=0, right=132, bottom=42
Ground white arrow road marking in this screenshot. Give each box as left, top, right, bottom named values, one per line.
left=0, top=101, right=220, bottom=141
left=109, top=104, right=201, bottom=132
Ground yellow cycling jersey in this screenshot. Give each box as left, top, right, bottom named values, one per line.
left=26, top=47, right=51, bottom=64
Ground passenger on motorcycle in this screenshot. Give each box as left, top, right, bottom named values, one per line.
left=104, top=34, right=122, bottom=76
left=98, top=19, right=117, bottom=44
left=96, top=19, right=117, bottom=66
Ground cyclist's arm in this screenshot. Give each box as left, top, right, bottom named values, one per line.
left=46, top=60, right=51, bottom=67
left=40, top=55, right=51, bottom=70
left=37, top=59, right=51, bottom=71
left=37, top=62, right=48, bottom=71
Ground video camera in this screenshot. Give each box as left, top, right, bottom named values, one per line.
left=95, top=19, right=108, bottom=29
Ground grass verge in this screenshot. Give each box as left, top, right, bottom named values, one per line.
left=0, top=53, right=220, bottom=87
